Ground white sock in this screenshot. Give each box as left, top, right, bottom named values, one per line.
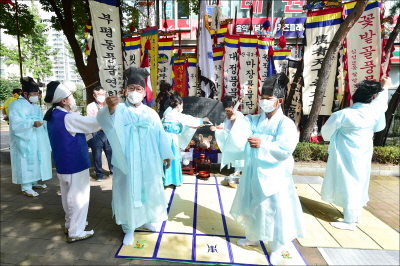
left=269, top=251, right=282, bottom=266
left=123, top=233, right=134, bottom=246
left=139, top=223, right=160, bottom=232
left=237, top=239, right=260, bottom=246
left=24, top=189, right=39, bottom=196
left=330, top=221, right=356, bottom=230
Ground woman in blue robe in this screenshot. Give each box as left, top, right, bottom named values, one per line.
left=162, top=92, right=209, bottom=186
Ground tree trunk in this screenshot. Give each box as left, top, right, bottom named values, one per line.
left=299, top=0, right=369, bottom=142
left=374, top=85, right=400, bottom=146
left=383, top=18, right=400, bottom=74
left=284, top=59, right=303, bottom=115
left=373, top=18, right=400, bottom=146
left=47, top=0, right=99, bottom=104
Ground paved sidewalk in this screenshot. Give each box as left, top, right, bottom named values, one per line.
left=1, top=161, right=399, bottom=265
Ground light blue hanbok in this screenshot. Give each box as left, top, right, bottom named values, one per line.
left=162, top=108, right=202, bottom=186
left=97, top=102, right=174, bottom=232
left=223, top=108, right=305, bottom=244
left=321, top=86, right=388, bottom=220
left=214, top=111, right=245, bottom=170
left=8, top=98, right=52, bottom=188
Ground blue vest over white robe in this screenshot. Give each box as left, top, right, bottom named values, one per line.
left=8, top=98, right=52, bottom=184
left=225, top=108, right=305, bottom=244
left=97, top=102, right=174, bottom=231
left=321, top=87, right=388, bottom=210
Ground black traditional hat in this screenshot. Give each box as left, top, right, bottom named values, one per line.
left=124, top=67, right=149, bottom=88
left=352, top=80, right=383, bottom=103
left=222, top=94, right=235, bottom=108
left=20, top=77, right=39, bottom=94
left=261, top=73, right=289, bottom=98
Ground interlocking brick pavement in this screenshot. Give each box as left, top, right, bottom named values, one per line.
left=1, top=161, right=399, bottom=265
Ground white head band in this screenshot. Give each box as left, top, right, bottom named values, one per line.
left=51, top=84, right=71, bottom=103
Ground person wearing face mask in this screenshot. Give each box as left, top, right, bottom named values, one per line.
left=8, top=77, right=52, bottom=197
left=220, top=73, right=305, bottom=266
left=162, top=91, right=209, bottom=187
left=86, top=86, right=113, bottom=182
left=44, top=81, right=101, bottom=243
left=320, top=77, right=391, bottom=231
left=210, top=95, right=245, bottom=186
left=97, top=67, right=174, bottom=246
left=2, top=88, right=22, bottom=124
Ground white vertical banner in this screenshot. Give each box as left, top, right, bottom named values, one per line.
left=345, top=0, right=381, bottom=98
left=223, top=35, right=239, bottom=101
left=157, top=38, right=174, bottom=86
left=238, top=36, right=259, bottom=115
left=303, top=7, right=342, bottom=115
left=123, top=36, right=141, bottom=69
left=187, top=56, right=198, bottom=97
left=273, top=50, right=292, bottom=74
left=213, top=47, right=224, bottom=101
left=89, top=0, right=123, bottom=95
left=257, top=37, right=274, bottom=93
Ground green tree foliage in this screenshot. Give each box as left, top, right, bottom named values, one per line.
left=0, top=74, right=20, bottom=101
left=0, top=4, right=54, bottom=82
left=0, top=1, right=36, bottom=37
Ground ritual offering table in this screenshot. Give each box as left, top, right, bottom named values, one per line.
left=181, top=161, right=195, bottom=175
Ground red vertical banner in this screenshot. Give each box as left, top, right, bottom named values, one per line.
left=172, top=56, right=188, bottom=97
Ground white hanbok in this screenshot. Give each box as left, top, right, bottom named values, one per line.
left=321, top=86, right=388, bottom=222
left=224, top=108, right=305, bottom=244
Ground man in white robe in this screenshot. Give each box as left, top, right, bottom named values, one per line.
left=223, top=74, right=305, bottom=265
left=321, top=77, right=391, bottom=230
left=44, top=81, right=101, bottom=242
left=97, top=67, right=174, bottom=246
left=211, top=95, right=244, bottom=186
left=9, top=77, right=52, bottom=197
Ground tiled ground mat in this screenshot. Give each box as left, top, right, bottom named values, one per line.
left=116, top=175, right=307, bottom=265
left=318, top=247, right=400, bottom=265
left=297, top=183, right=400, bottom=250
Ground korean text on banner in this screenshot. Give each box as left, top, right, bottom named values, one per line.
left=213, top=47, right=224, bottom=101
left=258, top=38, right=274, bottom=93
left=89, top=0, right=124, bottom=95
left=158, top=38, right=174, bottom=86
left=141, top=26, right=159, bottom=98
left=287, top=59, right=302, bottom=129
left=303, top=7, right=343, bottom=116
left=187, top=56, right=198, bottom=97
left=273, top=49, right=292, bottom=74
left=239, top=36, right=259, bottom=114
left=224, top=35, right=240, bottom=101
left=123, top=36, right=141, bottom=69
left=345, top=0, right=381, bottom=98
left=172, top=56, right=188, bottom=97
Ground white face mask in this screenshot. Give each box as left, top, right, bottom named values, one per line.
left=127, top=91, right=143, bottom=104
left=28, top=96, right=39, bottom=103
left=259, top=99, right=277, bottom=113
left=96, top=95, right=106, bottom=103
left=177, top=103, right=183, bottom=113
left=69, top=98, right=77, bottom=112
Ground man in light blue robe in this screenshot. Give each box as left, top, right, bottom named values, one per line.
left=97, top=67, right=174, bottom=246
left=321, top=77, right=391, bottom=230
left=222, top=74, right=305, bottom=265
left=9, top=77, right=52, bottom=197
